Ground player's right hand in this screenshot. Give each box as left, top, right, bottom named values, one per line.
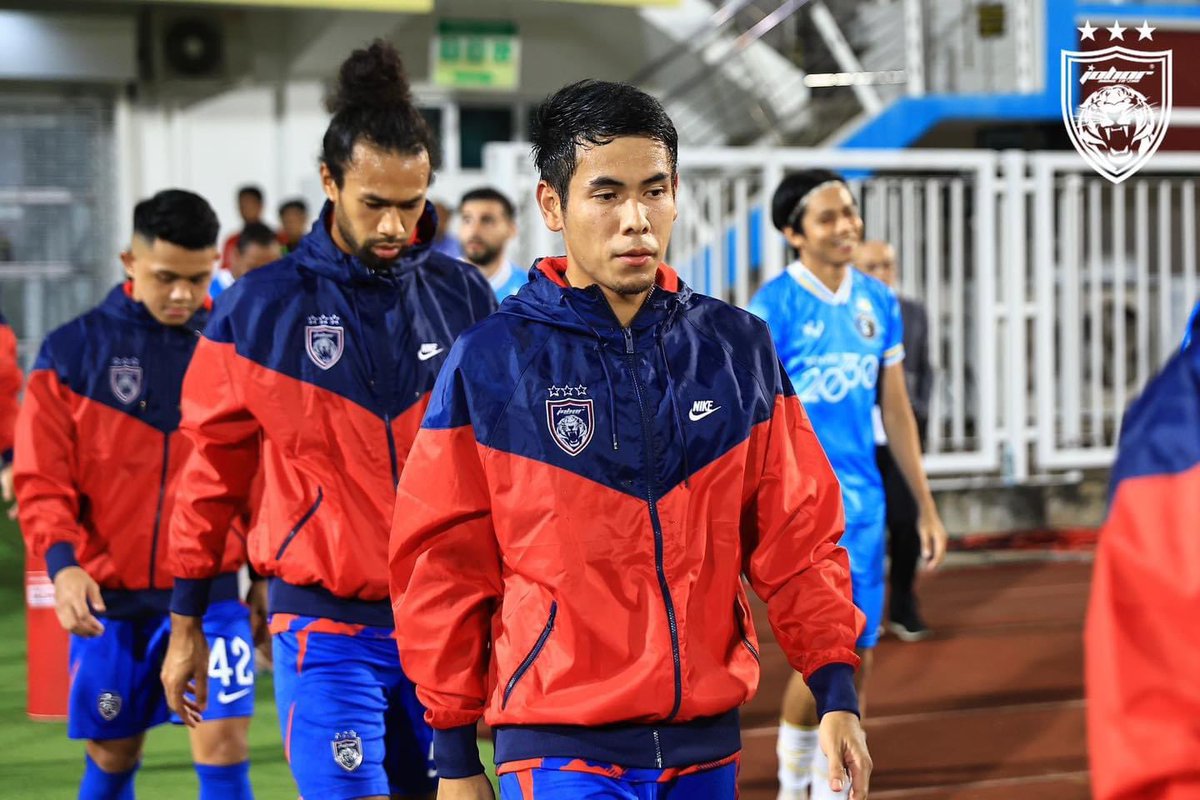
left=1, top=464, right=16, bottom=519
left=437, top=775, right=496, bottom=800
left=52, top=566, right=106, bottom=637
left=161, top=614, right=210, bottom=727
left=820, top=710, right=873, bottom=799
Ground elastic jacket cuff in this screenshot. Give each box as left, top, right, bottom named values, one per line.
left=45, top=541, right=79, bottom=579
left=808, top=662, right=860, bottom=718
left=170, top=577, right=214, bottom=617
left=433, top=724, right=485, bottom=779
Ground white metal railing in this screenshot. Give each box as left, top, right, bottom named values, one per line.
left=484, top=142, right=1200, bottom=481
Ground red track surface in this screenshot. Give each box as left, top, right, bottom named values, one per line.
left=738, top=560, right=1092, bottom=799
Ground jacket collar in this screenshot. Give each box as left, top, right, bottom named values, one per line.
left=103, top=282, right=209, bottom=332
left=529, top=256, right=687, bottom=333
left=290, top=200, right=440, bottom=286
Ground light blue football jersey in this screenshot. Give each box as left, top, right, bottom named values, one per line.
left=489, top=261, right=527, bottom=301
left=749, top=262, right=904, bottom=524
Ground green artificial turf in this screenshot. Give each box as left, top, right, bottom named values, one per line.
left=0, top=509, right=498, bottom=797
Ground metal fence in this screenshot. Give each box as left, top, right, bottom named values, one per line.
left=0, top=94, right=115, bottom=368
left=484, top=142, right=1200, bottom=480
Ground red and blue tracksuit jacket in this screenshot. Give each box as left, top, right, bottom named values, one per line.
left=15, top=284, right=245, bottom=615
left=0, top=311, right=23, bottom=463
left=391, top=258, right=863, bottom=778
left=1086, top=329, right=1200, bottom=800
left=169, top=201, right=497, bottom=622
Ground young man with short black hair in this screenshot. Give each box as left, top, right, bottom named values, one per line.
left=16, top=189, right=256, bottom=800
left=391, top=80, right=871, bottom=800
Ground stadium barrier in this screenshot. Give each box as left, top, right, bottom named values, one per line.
left=485, top=143, right=1200, bottom=482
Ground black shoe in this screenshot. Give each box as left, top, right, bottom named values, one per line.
left=887, top=607, right=931, bottom=642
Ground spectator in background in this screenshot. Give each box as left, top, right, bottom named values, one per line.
left=430, top=198, right=463, bottom=259
left=219, top=185, right=268, bottom=273
left=858, top=240, right=935, bottom=641
left=458, top=187, right=524, bottom=300
left=0, top=311, right=22, bottom=516
left=211, top=222, right=281, bottom=301
left=233, top=222, right=281, bottom=279
left=277, top=198, right=309, bottom=254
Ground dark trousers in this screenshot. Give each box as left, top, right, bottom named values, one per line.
left=876, top=417, right=927, bottom=616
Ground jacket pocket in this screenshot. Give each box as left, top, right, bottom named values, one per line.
left=273, top=487, right=324, bottom=561
left=502, top=601, right=558, bottom=710
left=734, top=596, right=760, bottom=663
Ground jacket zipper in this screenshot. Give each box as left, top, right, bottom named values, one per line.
left=624, top=326, right=683, bottom=723
left=147, top=434, right=170, bottom=589
left=735, top=599, right=761, bottom=662
left=502, top=602, right=558, bottom=709
left=274, top=488, right=325, bottom=561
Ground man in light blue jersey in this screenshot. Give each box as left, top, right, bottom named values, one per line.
left=749, top=169, right=948, bottom=800
left=1184, top=298, right=1200, bottom=350
left=458, top=187, right=526, bottom=300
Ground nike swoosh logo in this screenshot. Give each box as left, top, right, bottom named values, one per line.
left=688, top=406, right=721, bottom=422
left=417, top=346, right=444, bottom=361
left=217, top=687, right=252, bottom=704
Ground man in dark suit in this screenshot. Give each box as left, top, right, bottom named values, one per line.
left=859, top=240, right=935, bottom=640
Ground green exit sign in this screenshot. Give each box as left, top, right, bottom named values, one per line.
left=434, top=20, right=520, bottom=90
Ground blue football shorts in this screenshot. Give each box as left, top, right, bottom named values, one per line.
left=271, top=615, right=436, bottom=800
left=839, top=516, right=887, bottom=649
left=67, top=599, right=255, bottom=740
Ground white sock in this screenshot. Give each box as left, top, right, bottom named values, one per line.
left=810, top=745, right=850, bottom=800
left=777, top=721, right=818, bottom=795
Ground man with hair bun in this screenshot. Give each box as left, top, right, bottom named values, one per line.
left=161, top=41, right=496, bottom=800
left=750, top=170, right=947, bottom=799
left=17, top=189, right=257, bottom=800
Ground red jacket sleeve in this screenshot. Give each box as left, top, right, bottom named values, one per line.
left=1086, top=469, right=1200, bottom=799
left=14, top=365, right=83, bottom=576
left=0, top=323, right=23, bottom=459
left=390, top=365, right=500, bottom=779
left=741, top=366, right=862, bottom=714
left=1085, top=345, right=1200, bottom=799
left=169, top=338, right=262, bottom=615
